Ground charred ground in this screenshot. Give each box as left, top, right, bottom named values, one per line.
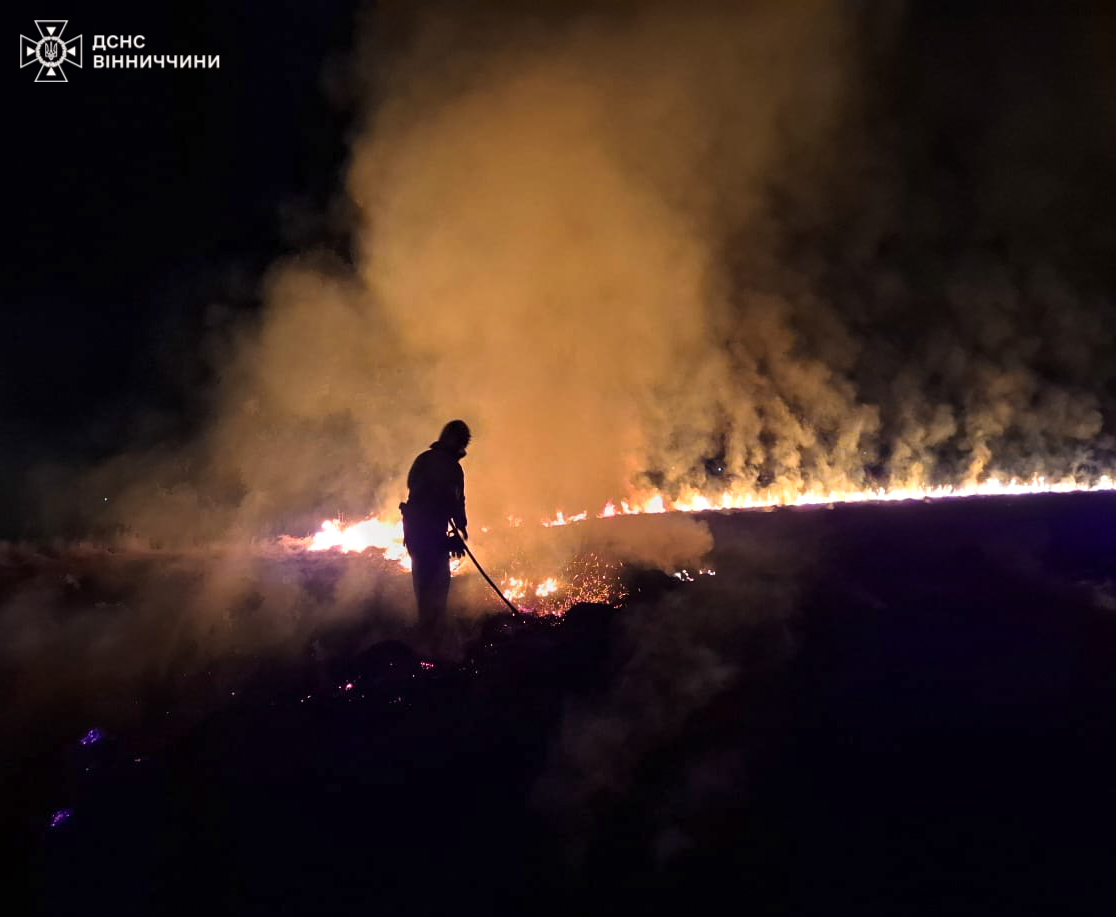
left=6, top=493, right=1116, bottom=915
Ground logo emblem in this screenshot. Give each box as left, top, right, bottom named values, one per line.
left=20, top=20, right=82, bottom=81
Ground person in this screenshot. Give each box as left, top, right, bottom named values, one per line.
left=399, top=420, right=470, bottom=640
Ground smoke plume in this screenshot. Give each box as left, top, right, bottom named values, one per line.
left=31, top=1, right=1116, bottom=549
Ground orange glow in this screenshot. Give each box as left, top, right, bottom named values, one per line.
left=297, top=472, right=1114, bottom=612
left=309, top=514, right=411, bottom=570
left=502, top=577, right=528, bottom=601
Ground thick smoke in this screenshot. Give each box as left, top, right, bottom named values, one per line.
left=6, top=3, right=1116, bottom=856
left=32, top=1, right=1116, bottom=543
left=67, top=0, right=850, bottom=544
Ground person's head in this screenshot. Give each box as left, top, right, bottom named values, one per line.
left=438, top=419, right=471, bottom=457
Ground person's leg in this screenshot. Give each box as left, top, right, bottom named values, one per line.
left=430, top=552, right=450, bottom=625
left=411, top=555, right=424, bottom=607
left=412, top=548, right=450, bottom=638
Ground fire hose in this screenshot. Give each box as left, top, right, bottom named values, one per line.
left=450, top=520, right=522, bottom=616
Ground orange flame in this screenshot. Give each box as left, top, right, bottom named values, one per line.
left=299, top=472, right=1115, bottom=612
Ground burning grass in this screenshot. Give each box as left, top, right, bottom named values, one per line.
left=289, top=471, right=1116, bottom=613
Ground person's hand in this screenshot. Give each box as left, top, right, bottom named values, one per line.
left=449, top=531, right=466, bottom=559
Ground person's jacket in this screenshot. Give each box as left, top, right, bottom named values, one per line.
left=401, top=441, right=467, bottom=550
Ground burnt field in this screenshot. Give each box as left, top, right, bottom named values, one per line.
left=7, top=492, right=1116, bottom=916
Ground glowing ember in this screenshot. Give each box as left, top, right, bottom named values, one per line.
left=502, top=577, right=528, bottom=601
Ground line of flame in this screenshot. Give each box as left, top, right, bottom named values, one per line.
left=300, top=472, right=1114, bottom=608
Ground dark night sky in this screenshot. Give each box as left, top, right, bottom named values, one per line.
left=5, top=1, right=360, bottom=468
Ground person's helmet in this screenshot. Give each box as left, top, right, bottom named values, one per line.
left=438, top=419, right=471, bottom=453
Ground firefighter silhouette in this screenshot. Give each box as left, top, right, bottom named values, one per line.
left=399, top=420, right=470, bottom=637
